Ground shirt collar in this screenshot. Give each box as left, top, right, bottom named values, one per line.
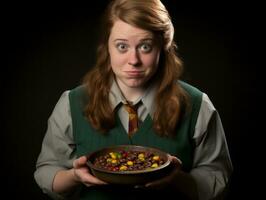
left=109, top=80, right=157, bottom=115
left=109, top=80, right=125, bottom=108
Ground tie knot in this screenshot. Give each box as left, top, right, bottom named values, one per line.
left=124, top=103, right=138, bottom=114
left=123, top=102, right=139, bottom=137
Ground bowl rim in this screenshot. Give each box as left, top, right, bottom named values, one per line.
left=86, top=145, right=171, bottom=175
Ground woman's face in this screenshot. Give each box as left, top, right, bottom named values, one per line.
left=108, top=20, right=161, bottom=90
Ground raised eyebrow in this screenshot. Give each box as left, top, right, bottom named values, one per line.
left=140, top=38, right=153, bottom=42
left=113, top=38, right=153, bottom=43
left=114, top=39, right=128, bottom=42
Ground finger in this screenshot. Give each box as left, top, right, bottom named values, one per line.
left=134, top=184, right=146, bottom=189
left=168, top=155, right=182, bottom=170
left=145, top=178, right=169, bottom=189
left=169, top=155, right=182, bottom=165
left=145, top=156, right=182, bottom=189
left=73, top=156, right=87, bottom=168
left=82, top=173, right=107, bottom=185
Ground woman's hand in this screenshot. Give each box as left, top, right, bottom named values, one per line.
left=73, top=156, right=107, bottom=187
left=143, top=155, right=198, bottom=200
left=52, top=156, right=107, bottom=194
left=144, top=155, right=182, bottom=189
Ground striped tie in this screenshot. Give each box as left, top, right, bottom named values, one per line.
left=124, top=102, right=139, bottom=137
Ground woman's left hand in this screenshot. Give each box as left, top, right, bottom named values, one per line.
left=144, top=155, right=182, bottom=189
left=141, top=155, right=198, bottom=200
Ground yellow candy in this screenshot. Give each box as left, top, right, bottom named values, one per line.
left=127, top=161, right=133, bottom=166
left=109, top=152, right=117, bottom=159
left=138, top=153, right=144, bottom=158
left=153, top=156, right=160, bottom=161
left=119, top=165, right=128, bottom=171
left=111, top=159, right=117, bottom=164
left=151, top=163, right=158, bottom=168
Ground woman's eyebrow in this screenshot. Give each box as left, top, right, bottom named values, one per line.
left=139, top=38, right=153, bottom=42
left=113, top=38, right=154, bottom=43
left=114, top=39, right=128, bottom=42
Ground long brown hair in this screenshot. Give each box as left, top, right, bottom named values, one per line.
left=83, top=0, right=188, bottom=136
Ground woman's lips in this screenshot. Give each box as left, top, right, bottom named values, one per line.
left=125, top=71, right=144, bottom=77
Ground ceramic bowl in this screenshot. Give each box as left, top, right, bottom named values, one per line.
left=86, top=145, right=171, bottom=185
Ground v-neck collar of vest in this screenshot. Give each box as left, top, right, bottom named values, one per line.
left=117, top=113, right=153, bottom=140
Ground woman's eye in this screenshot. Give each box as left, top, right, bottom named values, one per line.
left=139, top=43, right=152, bottom=53
left=116, top=43, right=128, bottom=52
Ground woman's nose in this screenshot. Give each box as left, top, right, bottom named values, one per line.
left=128, top=49, right=141, bottom=66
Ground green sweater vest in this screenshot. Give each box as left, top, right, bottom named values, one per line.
left=69, top=81, right=202, bottom=199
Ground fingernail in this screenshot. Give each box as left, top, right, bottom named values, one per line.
left=145, top=183, right=151, bottom=187
left=134, top=185, right=145, bottom=189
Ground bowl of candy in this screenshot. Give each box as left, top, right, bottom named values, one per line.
left=86, top=145, right=171, bottom=185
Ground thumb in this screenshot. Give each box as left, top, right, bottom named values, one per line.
left=73, top=156, right=87, bottom=168
left=169, top=155, right=182, bottom=168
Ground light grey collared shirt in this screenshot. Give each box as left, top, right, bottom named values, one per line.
left=34, top=81, right=233, bottom=200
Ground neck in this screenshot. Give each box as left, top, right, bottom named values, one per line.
left=116, top=81, right=145, bottom=103
left=123, top=88, right=144, bottom=103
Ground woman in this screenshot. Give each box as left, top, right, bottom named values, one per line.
left=34, top=0, right=233, bottom=199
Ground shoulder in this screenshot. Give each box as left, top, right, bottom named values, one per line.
left=68, top=85, right=88, bottom=112
left=69, top=85, right=86, bottom=97
left=178, top=80, right=203, bottom=99
left=178, top=81, right=219, bottom=138
left=178, top=80, right=216, bottom=112
left=178, top=80, right=203, bottom=111
left=49, top=90, right=71, bottom=127
left=52, top=90, right=70, bottom=115
left=201, top=93, right=216, bottom=113
left=69, top=84, right=87, bottom=101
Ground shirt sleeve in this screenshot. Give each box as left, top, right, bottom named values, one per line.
left=190, top=93, right=233, bottom=200
left=34, top=91, right=77, bottom=199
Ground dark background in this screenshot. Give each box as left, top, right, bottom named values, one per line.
left=2, top=1, right=264, bottom=199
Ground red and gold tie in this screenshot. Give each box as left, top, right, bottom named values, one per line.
left=124, top=102, right=138, bottom=137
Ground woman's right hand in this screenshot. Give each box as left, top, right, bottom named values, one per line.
left=73, top=156, right=107, bottom=187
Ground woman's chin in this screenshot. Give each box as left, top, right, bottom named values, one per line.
left=125, top=80, right=146, bottom=88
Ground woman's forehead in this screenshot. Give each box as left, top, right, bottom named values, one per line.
left=109, top=20, right=154, bottom=41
